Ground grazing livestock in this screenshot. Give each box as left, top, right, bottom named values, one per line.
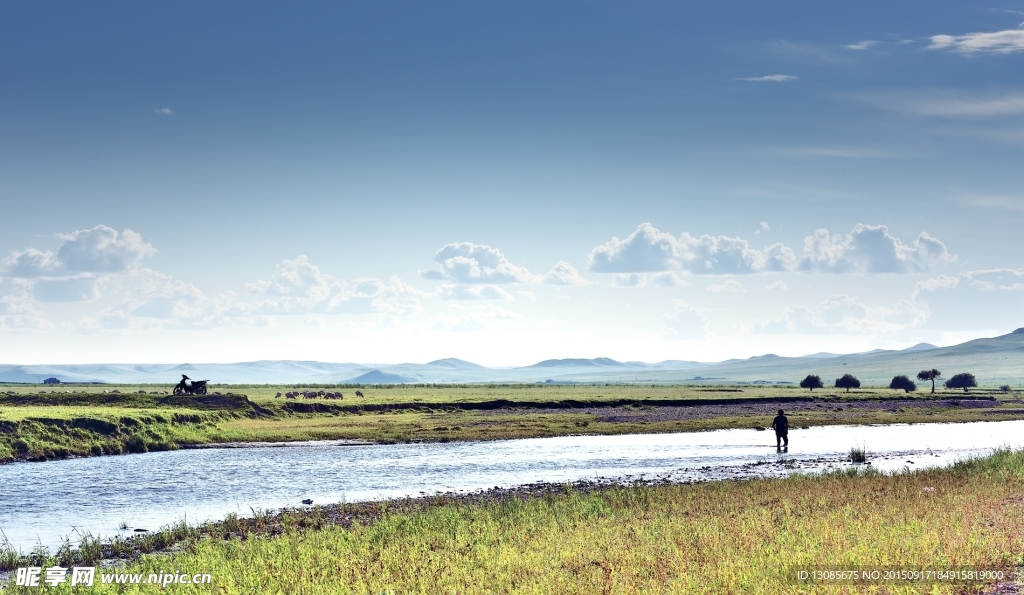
left=285, top=393, right=297, bottom=399
left=275, top=392, right=282, bottom=398
left=355, top=390, right=364, bottom=397
left=317, top=391, right=325, bottom=397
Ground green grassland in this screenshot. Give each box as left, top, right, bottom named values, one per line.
left=2, top=383, right=1022, bottom=463
left=8, top=448, right=1024, bottom=594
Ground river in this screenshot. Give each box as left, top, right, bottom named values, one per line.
left=2, top=419, right=1022, bottom=552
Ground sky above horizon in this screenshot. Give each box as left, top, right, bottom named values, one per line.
left=2, top=1, right=1023, bottom=366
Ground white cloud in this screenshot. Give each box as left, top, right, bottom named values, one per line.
left=33, top=277, right=99, bottom=302
left=438, top=284, right=514, bottom=301
left=611, top=273, right=647, bottom=287
left=542, top=261, right=591, bottom=286
left=663, top=300, right=709, bottom=339
left=246, top=255, right=333, bottom=300
left=56, top=226, right=155, bottom=274
left=433, top=304, right=522, bottom=332
left=588, top=223, right=798, bottom=276
left=1, top=248, right=60, bottom=277
left=929, top=29, right=1024, bottom=54
left=155, top=107, right=174, bottom=115
left=765, top=281, right=789, bottom=291
left=866, top=92, right=1024, bottom=117
left=247, top=256, right=425, bottom=315
left=1, top=226, right=154, bottom=278
left=649, top=271, right=688, bottom=287
left=915, top=269, right=1024, bottom=294
left=738, top=75, right=797, bottom=82
left=799, top=224, right=952, bottom=274
left=846, top=40, right=878, bottom=50
left=518, top=290, right=536, bottom=301
left=708, top=279, right=742, bottom=292
left=422, top=242, right=537, bottom=284
left=755, top=295, right=927, bottom=335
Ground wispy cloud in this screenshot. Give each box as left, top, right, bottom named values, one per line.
left=960, top=194, right=1024, bottom=211
left=845, top=40, right=878, bottom=50
left=737, top=74, right=796, bottom=82
left=772, top=146, right=899, bottom=159
left=929, top=29, right=1024, bottom=54
left=155, top=107, right=173, bottom=115
left=864, top=92, right=1024, bottom=117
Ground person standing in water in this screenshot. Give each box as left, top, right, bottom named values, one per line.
left=771, top=409, right=789, bottom=449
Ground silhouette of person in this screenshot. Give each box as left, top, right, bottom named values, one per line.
left=771, top=409, right=789, bottom=449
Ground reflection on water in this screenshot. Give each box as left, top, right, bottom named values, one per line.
left=2, top=419, right=1023, bottom=551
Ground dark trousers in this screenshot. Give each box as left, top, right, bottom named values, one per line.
left=776, top=432, right=788, bottom=447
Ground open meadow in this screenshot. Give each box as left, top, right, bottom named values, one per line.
left=2, top=383, right=1022, bottom=464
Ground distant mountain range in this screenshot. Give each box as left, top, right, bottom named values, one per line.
left=3, top=330, right=1022, bottom=386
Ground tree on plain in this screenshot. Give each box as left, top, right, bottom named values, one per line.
left=917, top=369, right=942, bottom=394
left=800, top=375, right=824, bottom=392
left=889, top=375, right=917, bottom=393
left=835, top=373, right=861, bottom=393
left=945, top=373, right=977, bottom=393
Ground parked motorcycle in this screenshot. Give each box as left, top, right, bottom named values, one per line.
left=173, top=374, right=209, bottom=395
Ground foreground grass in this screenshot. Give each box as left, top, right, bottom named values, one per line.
left=10, top=449, right=1024, bottom=594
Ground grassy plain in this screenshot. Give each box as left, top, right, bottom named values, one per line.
left=2, top=383, right=1022, bottom=463
left=8, top=448, right=1024, bottom=594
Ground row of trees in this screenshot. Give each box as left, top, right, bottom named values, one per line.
left=798, top=369, right=979, bottom=393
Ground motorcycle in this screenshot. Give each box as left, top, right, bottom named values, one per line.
left=173, top=375, right=209, bottom=395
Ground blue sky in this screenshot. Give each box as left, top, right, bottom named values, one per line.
left=1, top=1, right=1023, bottom=365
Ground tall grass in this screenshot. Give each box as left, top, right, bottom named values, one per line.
left=13, top=449, right=1024, bottom=594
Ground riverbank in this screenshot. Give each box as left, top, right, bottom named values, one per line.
left=2, top=385, right=1022, bottom=463
left=4, top=448, right=1023, bottom=593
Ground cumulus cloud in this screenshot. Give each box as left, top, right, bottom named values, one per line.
left=422, top=242, right=537, bottom=284
left=542, top=261, right=591, bottom=286
left=800, top=224, right=952, bottom=274
left=765, top=281, right=789, bottom=291
left=929, top=29, right=1024, bottom=54
left=588, top=223, right=799, bottom=276
left=915, top=269, right=1024, bottom=294
left=155, top=107, right=174, bottom=115
left=708, top=279, right=742, bottom=292
left=755, top=295, right=927, bottom=334
left=33, top=277, right=99, bottom=302
left=247, top=256, right=426, bottom=315
left=1, top=226, right=154, bottom=278
left=611, top=273, right=648, bottom=287
left=438, top=284, right=514, bottom=301
left=738, top=74, right=797, bottom=82
left=56, top=226, right=155, bottom=274
left=649, top=271, right=688, bottom=287
left=246, top=255, right=333, bottom=300
left=663, top=300, right=709, bottom=339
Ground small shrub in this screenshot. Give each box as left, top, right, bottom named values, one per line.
left=850, top=445, right=868, bottom=463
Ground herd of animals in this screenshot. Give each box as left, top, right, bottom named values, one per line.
left=275, top=390, right=364, bottom=400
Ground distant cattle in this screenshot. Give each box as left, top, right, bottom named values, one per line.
left=285, top=392, right=297, bottom=399
left=355, top=390, right=364, bottom=398
left=324, top=392, right=343, bottom=400
left=275, top=392, right=282, bottom=398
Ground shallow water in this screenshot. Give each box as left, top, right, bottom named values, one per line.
left=2, top=419, right=1023, bottom=552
